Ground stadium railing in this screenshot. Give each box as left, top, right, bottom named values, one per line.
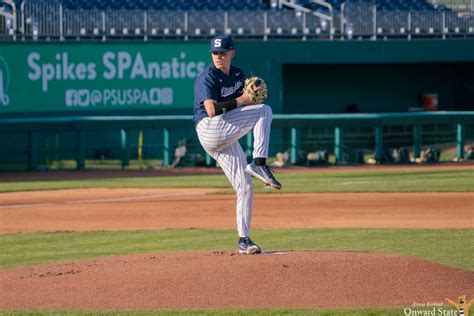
left=0, top=112, right=473, bottom=170
left=1, top=1, right=473, bottom=40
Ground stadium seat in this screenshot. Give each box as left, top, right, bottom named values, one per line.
left=21, top=0, right=454, bottom=12
left=57, top=0, right=274, bottom=11
left=297, top=0, right=443, bottom=12
left=12, top=0, right=473, bottom=40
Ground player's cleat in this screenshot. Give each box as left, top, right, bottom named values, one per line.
left=245, top=161, right=282, bottom=190
left=238, top=237, right=262, bottom=254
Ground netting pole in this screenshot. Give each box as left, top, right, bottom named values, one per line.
left=334, top=126, right=344, bottom=164
left=121, top=129, right=130, bottom=169
left=138, top=130, right=143, bottom=170
left=456, top=123, right=465, bottom=160
left=290, top=127, right=299, bottom=165
left=163, top=128, right=170, bottom=166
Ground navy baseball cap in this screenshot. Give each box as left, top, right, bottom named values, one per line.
left=209, top=35, right=234, bottom=52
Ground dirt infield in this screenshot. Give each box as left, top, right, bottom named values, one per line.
left=2, top=251, right=473, bottom=309
left=1, top=189, right=473, bottom=233
left=1, top=165, right=473, bottom=310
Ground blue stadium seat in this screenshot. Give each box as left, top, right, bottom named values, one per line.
left=39, top=0, right=277, bottom=11
left=52, top=0, right=453, bottom=13
left=298, top=0, right=444, bottom=12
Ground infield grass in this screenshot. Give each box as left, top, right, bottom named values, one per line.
left=1, top=228, right=472, bottom=270
left=0, top=169, right=473, bottom=193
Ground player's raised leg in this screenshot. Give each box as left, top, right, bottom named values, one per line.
left=197, top=104, right=282, bottom=190
left=243, top=104, right=282, bottom=190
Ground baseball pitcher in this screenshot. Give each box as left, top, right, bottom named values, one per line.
left=193, top=35, right=282, bottom=254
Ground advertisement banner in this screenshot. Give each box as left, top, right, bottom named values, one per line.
left=0, top=43, right=209, bottom=113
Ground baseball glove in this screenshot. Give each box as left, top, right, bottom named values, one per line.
left=243, top=76, right=268, bottom=105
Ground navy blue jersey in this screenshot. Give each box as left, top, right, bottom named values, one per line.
left=193, top=64, right=246, bottom=122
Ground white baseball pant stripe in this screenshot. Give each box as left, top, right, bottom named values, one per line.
left=196, top=104, right=273, bottom=237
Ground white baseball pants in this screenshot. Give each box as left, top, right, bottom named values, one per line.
left=195, top=104, right=273, bottom=237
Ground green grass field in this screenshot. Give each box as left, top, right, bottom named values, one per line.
left=1, top=167, right=473, bottom=315
left=1, top=229, right=473, bottom=270
left=0, top=169, right=473, bottom=193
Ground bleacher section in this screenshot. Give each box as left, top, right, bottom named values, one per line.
left=299, top=0, right=448, bottom=12
left=0, top=0, right=473, bottom=40
left=21, top=0, right=274, bottom=11
left=14, top=0, right=454, bottom=12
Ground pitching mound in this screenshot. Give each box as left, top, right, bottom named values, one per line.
left=1, top=251, right=473, bottom=310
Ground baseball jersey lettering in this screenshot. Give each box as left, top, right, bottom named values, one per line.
left=193, top=64, right=245, bottom=122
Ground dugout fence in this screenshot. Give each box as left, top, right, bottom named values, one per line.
left=0, top=111, right=473, bottom=171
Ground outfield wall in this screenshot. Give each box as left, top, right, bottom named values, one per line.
left=0, top=39, right=473, bottom=117
left=0, top=39, right=473, bottom=170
